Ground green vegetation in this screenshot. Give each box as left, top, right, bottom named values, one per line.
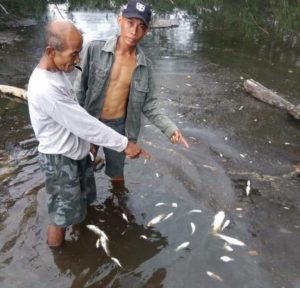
left=0, top=0, right=299, bottom=47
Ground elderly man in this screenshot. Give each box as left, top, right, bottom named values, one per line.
left=74, top=0, right=188, bottom=191
left=27, top=20, right=148, bottom=247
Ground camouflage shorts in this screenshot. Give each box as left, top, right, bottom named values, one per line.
left=38, top=153, right=96, bottom=227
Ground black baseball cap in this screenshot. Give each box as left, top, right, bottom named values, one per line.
left=122, top=0, right=152, bottom=27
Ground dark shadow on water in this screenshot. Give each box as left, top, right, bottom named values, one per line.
left=51, top=191, right=168, bottom=288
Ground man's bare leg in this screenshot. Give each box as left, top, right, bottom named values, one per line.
left=47, top=225, right=66, bottom=248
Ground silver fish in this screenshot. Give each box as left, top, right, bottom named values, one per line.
left=96, top=238, right=100, bottom=249
left=122, top=213, right=129, bottom=223
left=211, top=211, right=225, bottom=234
left=175, top=241, right=190, bottom=252
left=223, top=243, right=234, bottom=252
left=187, top=209, right=202, bottom=214
left=220, top=256, right=234, bottom=262
left=246, top=180, right=251, bottom=196
left=111, top=257, right=123, bottom=268
left=147, top=214, right=166, bottom=227
left=190, top=222, right=196, bottom=235
left=140, top=235, right=148, bottom=240
left=216, top=233, right=245, bottom=246
left=206, top=271, right=224, bottom=282
left=221, top=219, right=230, bottom=231
left=163, top=212, right=174, bottom=221
left=171, top=202, right=178, bottom=208
left=100, top=236, right=110, bottom=256
left=86, top=224, right=109, bottom=241
left=155, top=202, right=167, bottom=207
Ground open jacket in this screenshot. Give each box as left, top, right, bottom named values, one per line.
left=73, top=36, right=177, bottom=142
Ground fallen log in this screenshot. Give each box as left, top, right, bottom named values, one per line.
left=244, top=79, right=300, bottom=120
left=0, top=85, right=27, bottom=101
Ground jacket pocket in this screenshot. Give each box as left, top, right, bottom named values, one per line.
left=133, top=81, right=149, bottom=102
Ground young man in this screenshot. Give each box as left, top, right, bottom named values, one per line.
left=74, top=0, right=188, bottom=188
left=27, top=19, right=148, bottom=247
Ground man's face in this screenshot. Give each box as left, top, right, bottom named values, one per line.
left=118, top=16, right=148, bottom=47
left=52, top=31, right=83, bottom=73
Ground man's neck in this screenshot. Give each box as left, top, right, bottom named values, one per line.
left=116, top=37, right=136, bottom=56
left=38, top=55, right=58, bottom=72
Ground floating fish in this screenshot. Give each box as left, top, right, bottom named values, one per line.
left=223, top=243, right=234, bottom=252
left=122, top=213, right=129, bottom=223
left=155, top=172, right=160, bottom=178
left=190, top=222, right=196, bottom=235
left=206, top=271, right=223, bottom=282
left=211, top=211, right=225, bottom=234
left=111, top=257, right=123, bottom=268
left=147, top=214, right=166, bottom=227
left=236, top=208, right=243, bottom=211
left=155, top=202, right=167, bottom=207
left=175, top=241, right=190, bottom=252
left=163, top=212, right=174, bottom=221
left=96, top=238, right=100, bottom=249
left=245, top=180, right=251, bottom=196
left=216, top=233, right=245, bottom=246
left=220, top=256, right=234, bottom=262
left=100, top=236, right=110, bottom=256
left=86, top=224, right=109, bottom=241
left=171, top=202, right=178, bottom=208
left=221, top=219, right=230, bottom=231
left=140, top=235, right=148, bottom=240
left=187, top=209, right=202, bottom=214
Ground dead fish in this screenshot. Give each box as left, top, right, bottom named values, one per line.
left=245, top=180, right=251, bottom=196
left=187, top=209, right=202, bottom=214
left=223, top=243, right=234, bottom=252
left=155, top=202, right=167, bottom=207
left=111, top=257, right=123, bottom=268
left=147, top=214, right=166, bottom=227
left=140, top=235, right=148, bottom=240
left=216, top=233, right=245, bottom=246
left=175, top=241, right=190, bottom=252
left=155, top=172, right=160, bottom=178
left=221, top=219, right=230, bottom=231
left=86, top=224, right=109, bottom=241
left=171, top=202, right=178, bottom=208
left=163, top=212, right=174, bottom=221
left=211, top=211, right=225, bottom=234
left=100, top=236, right=110, bottom=256
left=96, top=238, right=100, bottom=249
left=190, top=222, right=196, bottom=235
left=220, top=256, right=234, bottom=262
left=206, top=271, right=223, bottom=282
left=122, top=213, right=129, bottom=223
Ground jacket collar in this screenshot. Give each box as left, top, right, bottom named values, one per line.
left=102, top=35, right=147, bottom=67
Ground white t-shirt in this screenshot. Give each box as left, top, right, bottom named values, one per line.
left=27, top=67, right=128, bottom=160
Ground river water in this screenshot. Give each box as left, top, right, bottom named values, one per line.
left=0, top=3, right=300, bottom=288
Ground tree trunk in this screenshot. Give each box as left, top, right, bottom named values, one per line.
left=244, top=79, right=300, bottom=120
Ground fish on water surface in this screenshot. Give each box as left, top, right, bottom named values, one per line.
left=86, top=224, right=109, bottom=241
left=147, top=214, right=166, bottom=227
left=215, top=233, right=245, bottom=246
left=175, top=241, right=190, bottom=252
left=211, top=211, right=225, bottom=234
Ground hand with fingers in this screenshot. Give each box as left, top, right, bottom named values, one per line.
left=170, top=130, right=189, bottom=148
left=124, top=141, right=151, bottom=159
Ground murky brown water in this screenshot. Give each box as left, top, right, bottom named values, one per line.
left=0, top=3, right=300, bottom=288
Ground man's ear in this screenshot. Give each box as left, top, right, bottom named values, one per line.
left=45, top=46, right=56, bottom=58
left=117, top=15, right=122, bottom=26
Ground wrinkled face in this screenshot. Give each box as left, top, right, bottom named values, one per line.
left=118, top=16, right=148, bottom=47
left=52, top=31, right=83, bottom=73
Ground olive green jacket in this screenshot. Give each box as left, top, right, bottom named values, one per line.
left=73, top=36, right=177, bottom=142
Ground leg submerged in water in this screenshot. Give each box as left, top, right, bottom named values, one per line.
left=47, top=225, right=66, bottom=248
